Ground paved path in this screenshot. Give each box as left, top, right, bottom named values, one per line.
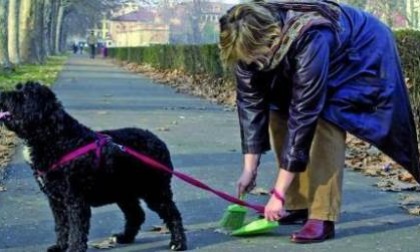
left=0, top=55, right=419, bottom=252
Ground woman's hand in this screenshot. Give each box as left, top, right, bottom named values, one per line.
left=264, top=193, right=286, bottom=221
left=264, top=169, right=296, bottom=221
left=236, top=169, right=257, bottom=197
left=236, top=153, right=260, bottom=197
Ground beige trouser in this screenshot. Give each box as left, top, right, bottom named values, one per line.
left=269, top=110, right=346, bottom=221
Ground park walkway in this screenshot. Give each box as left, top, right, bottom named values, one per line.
left=0, top=54, right=419, bottom=251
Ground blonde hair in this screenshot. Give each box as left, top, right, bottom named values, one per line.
left=219, top=2, right=281, bottom=69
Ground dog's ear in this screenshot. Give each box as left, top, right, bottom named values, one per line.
left=15, top=83, right=23, bottom=90
left=23, top=81, right=42, bottom=90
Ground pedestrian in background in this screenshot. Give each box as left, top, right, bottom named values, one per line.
left=87, top=31, right=98, bottom=59
left=72, top=42, right=78, bottom=54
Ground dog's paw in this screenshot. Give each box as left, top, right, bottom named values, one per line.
left=46, top=244, right=67, bottom=252
left=169, top=241, right=187, bottom=251
left=112, top=233, right=135, bottom=244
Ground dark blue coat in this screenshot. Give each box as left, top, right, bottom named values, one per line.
left=235, top=4, right=420, bottom=182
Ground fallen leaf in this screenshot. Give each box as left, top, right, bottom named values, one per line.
left=398, top=171, right=415, bottom=183
left=405, top=206, right=420, bottom=216
left=156, top=127, right=170, bottom=132
left=90, top=236, right=117, bottom=249
left=364, top=167, right=380, bottom=177
left=249, top=187, right=270, bottom=196
left=376, top=178, right=419, bottom=192
left=149, top=225, right=170, bottom=234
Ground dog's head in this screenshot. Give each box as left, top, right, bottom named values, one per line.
left=0, top=82, right=62, bottom=139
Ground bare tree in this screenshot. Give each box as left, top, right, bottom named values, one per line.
left=19, top=0, right=34, bottom=63
left=55, top=0, right=68, bottom=54
left=406, top=0, right=420, bottom=28
left=43, top=0, right=52, bottom=56
left=0, top=0, right=11, bottom=72
left=345, top=0, right=368, bottom=9
left=48, top=0, right=60, bottom=54
left=190, top=0, right=203, bottom=44
left=33, top=0, right=46, bottom=63
left=370, top=0, right=405, bottom=27
left=8, top=0, right=20, bottom=64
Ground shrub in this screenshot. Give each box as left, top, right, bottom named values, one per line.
left=108, top=30, right=420, bottom=130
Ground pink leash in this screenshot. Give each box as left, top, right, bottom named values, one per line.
left=48, top=135, right=265, bottom=213
left=123, top=146, right=265, bottom=213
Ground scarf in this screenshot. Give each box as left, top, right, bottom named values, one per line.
left=261, top=0, right=341, bottom=71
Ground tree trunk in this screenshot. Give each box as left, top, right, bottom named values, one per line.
left=55, top=0, right=65, bottom=54
left=348, top=0, right=368, bottom=9
left=8, top=0, right=20, bottom=64
left=411, top=0, right=419, bottom=29
left=18, top=0, right=45, bottom=64
left=49, top=0, right=58, bottom=54
left=409, top=0, right=415, bottom=27
left=0, top=0, right=12, bottom=71
left=33, top=0, right=46, bottom=63
left=19, top=0, right=34, bottom=63
left=384, top=0, right=394, bottom=27
left=43, top=0, right=52, bottom=56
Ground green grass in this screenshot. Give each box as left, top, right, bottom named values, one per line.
left=0, top=55, right=68, bottom=91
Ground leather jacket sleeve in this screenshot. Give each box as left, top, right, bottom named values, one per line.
left=235, top=63, right=272, bottom=154
left=280, top=30, right=330, bottom=172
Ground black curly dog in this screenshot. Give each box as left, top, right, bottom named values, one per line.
left=0, top=82, right=187, bottom=252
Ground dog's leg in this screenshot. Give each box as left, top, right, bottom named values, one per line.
left=65, top=196, right=91, bottom=252
left=113, top=199, right=145, bottom=244
left=145, top=192, right=187, bottom=251
left=46, top=197, right=69, bottom=252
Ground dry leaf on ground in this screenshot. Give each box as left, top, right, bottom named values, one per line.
left=376, top=178, right=419, bottom=192
left=149, top=225, right=170, bottom=234
left=156, top=127, right=170, bottom=132
left=249, top=187, right=270, bottom=196
left=90, top=236, right=117, bottom=249
left=400, top=194, right=420, bottom=216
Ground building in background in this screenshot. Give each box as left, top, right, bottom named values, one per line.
left=168, top=1, right=233, bottom=44
left=90, top=0, right=234, bottom=47
left=108, top=9, right=169, bottom=47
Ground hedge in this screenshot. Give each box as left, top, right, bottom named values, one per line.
left=394, top=30, right=420, bottom=111
left=108, top=29, right=420, bottom=116
left=109, top=44, right=224, bottom=78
